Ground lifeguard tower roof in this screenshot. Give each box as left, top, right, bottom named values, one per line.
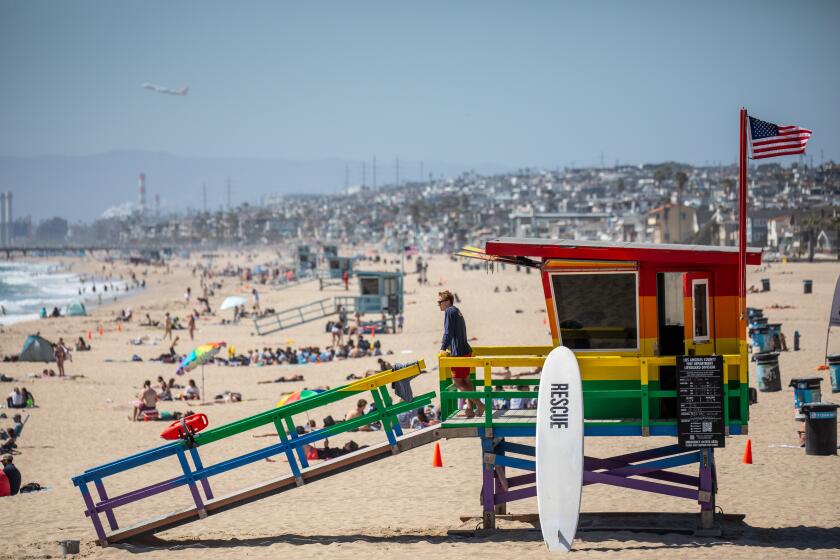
left=485, top=237, right=762, bottom=266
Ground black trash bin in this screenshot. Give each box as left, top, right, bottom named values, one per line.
left=800, top=402, right=838, bottom=456
left=789, top=377, right=822, bottom=419
left=754, top=352, right=781, bottom=392
left=803, top=279, right=813, bottom=294
left=761, top=278, right=771, bottom=292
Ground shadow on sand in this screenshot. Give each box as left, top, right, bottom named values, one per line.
left=114, top=523, right=840, bottom=554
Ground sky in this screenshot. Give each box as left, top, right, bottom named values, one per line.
left=1, top=0, right=839, bottom=169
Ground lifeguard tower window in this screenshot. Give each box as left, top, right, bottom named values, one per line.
left=692, top=279, right=710, bottom=341
left=360, top=277, right=379, bottom=296
left=550, top=272, right=638, bottom=350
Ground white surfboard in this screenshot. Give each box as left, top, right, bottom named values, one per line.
left=536, top=345, right=584, bottom=552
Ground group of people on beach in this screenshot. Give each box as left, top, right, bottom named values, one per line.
left=131, top=377, right=201, bottom=421
left=5, top=387, right=35, bottom=409
left=0, top=413, right=26, bottom=497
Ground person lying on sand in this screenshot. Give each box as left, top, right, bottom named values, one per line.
left=303, top=438, right=363, bottom=461
left=213, top=391, right=242, bottom=403
left=257, top=375, right=304, bottom=384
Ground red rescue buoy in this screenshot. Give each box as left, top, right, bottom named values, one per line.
left=160, top=413, right=209, bottom=441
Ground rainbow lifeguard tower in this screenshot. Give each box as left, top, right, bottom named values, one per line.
left=70, top=237, right=761, bottom=546
left=440, top=237, right=761, bottom=530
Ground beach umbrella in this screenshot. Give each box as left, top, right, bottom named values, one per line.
left=220, top=296, right=246, bottom=311
left=177, top=341, right=226, bottom=403
left=276, top=388, right=325, bottom=408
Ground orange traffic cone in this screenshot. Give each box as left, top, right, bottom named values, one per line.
left=432, top=442, right=443, bottom=468
left=742, top=439, right=753, bottom=464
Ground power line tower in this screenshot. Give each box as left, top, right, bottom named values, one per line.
left=226, top=177, right=232, bottom=211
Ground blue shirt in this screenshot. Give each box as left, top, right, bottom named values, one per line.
left=441, top=306, right=472, bottom=357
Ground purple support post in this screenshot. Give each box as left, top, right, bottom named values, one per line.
left=94, top=479, right=119, bottom=530
left=698, top=448, right=715, bottom=529
left=188, top=447, right=214, bottom=500
left=493, top=437, right=507, bottom=515
left=79, top=483, right=108, bottom=545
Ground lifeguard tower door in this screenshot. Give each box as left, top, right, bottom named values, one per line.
left=684, top=272, right=715, bottom=356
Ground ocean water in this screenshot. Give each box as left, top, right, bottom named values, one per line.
left=0, top=262, right=126, bottom=326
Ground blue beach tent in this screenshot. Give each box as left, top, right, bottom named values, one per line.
left=19, top=334, right=56, bottom=362
left=66, top=300, right=87, bottom=317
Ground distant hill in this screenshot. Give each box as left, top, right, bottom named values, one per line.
left=0, top=151, right=510, bottom=222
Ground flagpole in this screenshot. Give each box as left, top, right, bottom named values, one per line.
left=738, top=108, right=748, bottom=321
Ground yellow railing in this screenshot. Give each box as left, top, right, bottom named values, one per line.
left=438, top=346, right=747, bottom=433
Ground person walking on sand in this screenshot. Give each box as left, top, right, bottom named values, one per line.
left=437, top=290, right=483, bottom=418
left=251, top=288, right=260, bottom=313
left=184, top=287, right=191, bottom=308
left=54, top=341, right=67, bottom=377
left=164, top=312, right=173, bottom=340
left=188, top=312, right=196, bottom=341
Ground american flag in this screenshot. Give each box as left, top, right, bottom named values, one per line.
left=749, top=116, right=812, bottom=160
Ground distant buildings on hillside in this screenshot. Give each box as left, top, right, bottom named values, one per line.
left=6, top=161, right=840, bottom=260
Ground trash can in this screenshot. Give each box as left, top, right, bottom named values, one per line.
left=803, top=279, right=813, bottom=294
left=754, top=352, right=781, bottom=392
left=789, top=377, right=823, bottom=419
left=800, top=402, right=838, bottom=456
left=827, top=354, right=840, bottom=393
left=750, top=316, right=769, bottom=328
left=750, top=326, right=771, bottom=353
left=761, top=278, right=771, bottom=292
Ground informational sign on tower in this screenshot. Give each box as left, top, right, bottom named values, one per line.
left=677, top=355, right=725, bottom=449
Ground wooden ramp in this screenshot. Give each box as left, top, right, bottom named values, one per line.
left=102, top=425, right=442, bottom=545
left=253, top=296, right=356, bottom=335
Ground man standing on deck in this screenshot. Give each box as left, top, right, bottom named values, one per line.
left=438, top=290, right=484, bottom=418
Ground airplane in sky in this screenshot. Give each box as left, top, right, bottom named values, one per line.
left=141, top=83, right=189, bottom=96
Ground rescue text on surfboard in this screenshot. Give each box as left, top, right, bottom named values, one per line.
left=550, top=383, right=570, bottom=428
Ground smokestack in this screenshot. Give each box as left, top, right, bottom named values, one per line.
left=138, top=173, right=147, bottom=215
left=0, top=192, right=7, bottom=246
left=155, top=194, right=160, bottom=218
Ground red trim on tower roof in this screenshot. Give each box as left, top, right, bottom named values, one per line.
left=486, top=238, right=762, bottom=266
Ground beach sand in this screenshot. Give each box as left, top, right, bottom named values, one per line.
left=1, top=253, right=839, bottom=559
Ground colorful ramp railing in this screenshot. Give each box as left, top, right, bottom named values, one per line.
left=72, top=360, right=435, bottom=545
left=439, top=346, right=748, bottom=436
